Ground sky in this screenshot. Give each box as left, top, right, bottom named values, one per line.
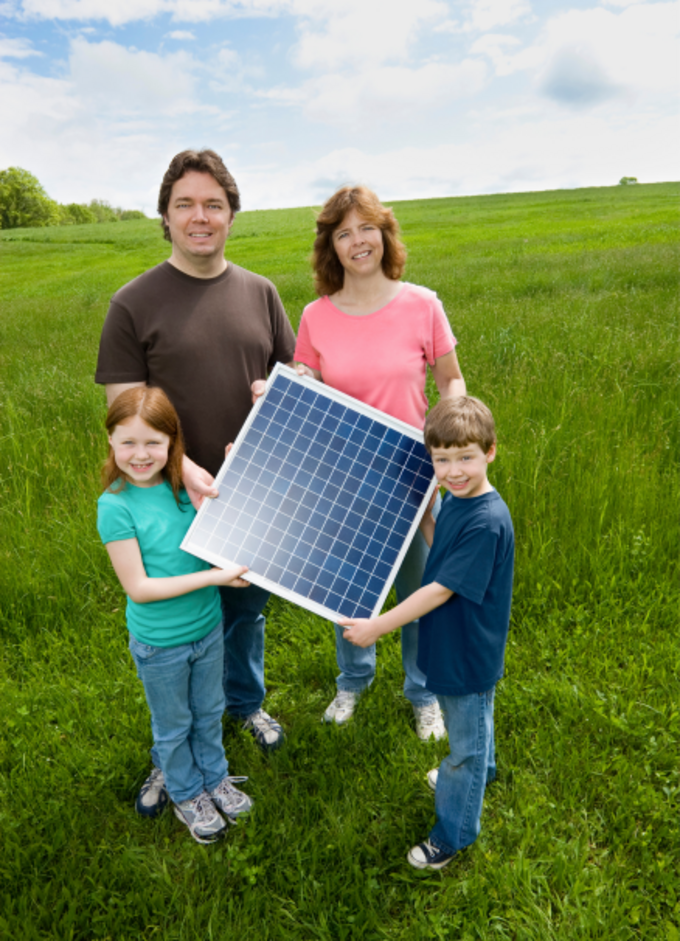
left=0, top=0, right=678, bottom=213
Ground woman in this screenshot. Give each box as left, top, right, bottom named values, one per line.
left=295, top=186, right=466, bottom=740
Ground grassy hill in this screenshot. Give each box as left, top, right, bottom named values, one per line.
left=0, top=183, right=678, bottom=940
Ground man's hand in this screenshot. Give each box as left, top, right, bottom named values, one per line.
left=338, top=616, right=385, bottom=648
left=182, top=455, right=218, bottom=510
left=251, top=379, right=267, bottom=403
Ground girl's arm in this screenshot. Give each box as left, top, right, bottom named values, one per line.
left=106, top=538, right=249, bottom=604
left=338, top=581, right=453, bottom=648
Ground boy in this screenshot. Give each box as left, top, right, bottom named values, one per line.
left=340, top=396, right=514, bottom=870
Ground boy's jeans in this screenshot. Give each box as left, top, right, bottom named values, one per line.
left=333, top=496, right=441, bottom=708
left=219, top=583, right=269, bottom=718
left=430, top=687, right=497, bottom=855
left=129, top=621, right=228, bottom=804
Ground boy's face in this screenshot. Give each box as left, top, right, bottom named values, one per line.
left=430, top=441, right=496, bottom=499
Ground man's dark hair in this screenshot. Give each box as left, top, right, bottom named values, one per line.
left=157, top=149, right=241, bottom=241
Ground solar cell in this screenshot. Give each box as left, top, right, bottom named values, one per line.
left=182, top=364, right=437, bottom=622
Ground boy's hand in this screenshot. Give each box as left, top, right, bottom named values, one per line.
left=210, top=564, right=250, bottom=588
left=338, top=617, right=383, bottom=648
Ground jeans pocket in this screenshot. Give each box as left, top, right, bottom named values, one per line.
left=129, top=634, right=161, bottom=662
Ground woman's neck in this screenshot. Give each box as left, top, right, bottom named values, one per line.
left=330, top=271, right=402, bottom=317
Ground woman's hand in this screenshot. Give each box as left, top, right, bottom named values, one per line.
left=296, top=363, right=323, bottom=382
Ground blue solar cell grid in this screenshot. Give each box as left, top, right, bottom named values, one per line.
left=182, top=364, right=436, bottom=622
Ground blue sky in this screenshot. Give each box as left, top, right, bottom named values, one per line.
left=0, top=0, right=677, bottom=213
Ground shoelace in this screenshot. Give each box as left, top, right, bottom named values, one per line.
left=213, top=776, right=249, bottom=810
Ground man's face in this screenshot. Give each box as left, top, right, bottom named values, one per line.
left=163, top=170, right=234, bottom=270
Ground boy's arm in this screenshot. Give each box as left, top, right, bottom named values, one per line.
left=419, top=504, right=436, bottom=548
left=339, top=581, right=453, bottom=648
left=106, top=538, right=249, bottom=604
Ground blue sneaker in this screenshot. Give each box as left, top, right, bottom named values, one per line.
left=135, top=767, right=169, bottom=818
left=407, top=840, right=455, bottom=870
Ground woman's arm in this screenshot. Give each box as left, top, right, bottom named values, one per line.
left=338, top=581, right=453, bottom=648
left=106, top=538, right=249, bottom=604
left=431, top=348, right=466, bottom=399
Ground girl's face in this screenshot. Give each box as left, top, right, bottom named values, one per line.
left=109, top=414, right=171, bottom=488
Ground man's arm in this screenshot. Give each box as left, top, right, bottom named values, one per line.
left=105, top=381, right=146, bottom=407
left=339, top=581, right=453, bottom=648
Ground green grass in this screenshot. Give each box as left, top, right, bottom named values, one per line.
left=1, top=183, right=678, bottom=940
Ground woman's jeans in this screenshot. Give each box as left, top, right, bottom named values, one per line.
left=430, top=687, right=497, bottom=855
left=129, top=621, right=228, bottom=804
left=333, top=496, right=441, bottom=707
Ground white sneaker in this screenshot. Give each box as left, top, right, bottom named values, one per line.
left=209, top=775, right=253, bottom=820
left=413, top=702, right=447, bottom=741
left=323, top=690, right=359, bottom=724
left=427, top=768, right=438, bottom=791
left=242, top=709, right=284, bottom=751
left=173, top=791, right=227, bottom=844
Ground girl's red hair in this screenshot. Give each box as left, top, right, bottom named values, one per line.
left=101, top=386, right=185, bottom=502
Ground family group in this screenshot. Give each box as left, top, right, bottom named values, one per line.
left=95, top=149, right=514, bottom=871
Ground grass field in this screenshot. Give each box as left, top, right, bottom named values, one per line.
left=0, top=182, right=678, bottom=940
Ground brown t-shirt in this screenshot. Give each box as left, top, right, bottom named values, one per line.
left=95, top=261, right=296, bottom=477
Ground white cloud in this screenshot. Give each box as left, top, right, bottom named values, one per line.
left=291, top=0, right=448, bottom=69
left=14, top=0, right=294, bottom=25
left=259, top=59, right=488, bottom=127
left=0, top=34, right=41, bottom=57
left=463, top=0, right=532, bottom=32
left=167, top=29, right=195, bottom=39
left=471, top=2, right=678, bottom=102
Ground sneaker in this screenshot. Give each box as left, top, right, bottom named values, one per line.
left=135, top=766, right=169, bottom=818
left=413, top=702, right=447, bottom=741
left=427, top=768, right=438, bottom=791
left=242, top=709, right=284, bottom=751
left=323, top=690, right=359, bottom=725
left=210, top=775, right=253, bottom=820
left=407, top=839, right=455, bottom=870
left=173, top=791, right=227, bottom=844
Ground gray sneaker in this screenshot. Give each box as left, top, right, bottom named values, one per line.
left=413, top=702, right=447, bottom=741
left=135, top=767, right=169, bottom=818
left=242, top=709, right=284, bottom=751
left=323, top=690, right=359, bottom=725
left=427, top=768, right=438, bottom=791
left=209, top=775, right=253, bottom=820
left=173, top=791, right=227, bottom=844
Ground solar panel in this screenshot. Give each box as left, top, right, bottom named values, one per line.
left=181, top=364, right=437, bottom=622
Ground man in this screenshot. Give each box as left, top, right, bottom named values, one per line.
left=96, top=149, right=296, bottom=816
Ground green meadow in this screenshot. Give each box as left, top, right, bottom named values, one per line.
left=0, top=182, right=678, bottom=940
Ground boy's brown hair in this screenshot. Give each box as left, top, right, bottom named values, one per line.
left=424, top=396, right=496, bottom=454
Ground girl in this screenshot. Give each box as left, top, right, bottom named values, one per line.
left=97, top=386, right=252, bottom=844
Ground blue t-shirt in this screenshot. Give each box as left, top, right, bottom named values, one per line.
left=97, top=480, right=221, bottom=647
left=417, top=489, right=514, bottom=696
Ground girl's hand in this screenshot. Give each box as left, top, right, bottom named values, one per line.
left=209, top=564, right=250, bottom=588
left=338, top=616, right=382, bottom=648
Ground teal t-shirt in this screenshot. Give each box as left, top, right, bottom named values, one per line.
left=97, top=480, right=221, bottom=647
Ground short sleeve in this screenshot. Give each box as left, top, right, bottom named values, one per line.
left=267, top=284, right=297, bottom=371
left=430, top=524, right=499, bottom=605
left=423, top=293, right=456, bottom=367
left=97, top=492, right=136, bottom=545
left=95, top=300, right=149, bottom=385
left=294, top=304, right=322, bottom=371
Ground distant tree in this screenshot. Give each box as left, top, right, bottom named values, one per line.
left=619, top=177, right=638, bottom=185
left=59, top=202, right=98, bottom=226
left=87, top=199, right=120, bottom=223
left=0, top=167, right=60, bottom=229
left=120, top=209, right=147, bottom=221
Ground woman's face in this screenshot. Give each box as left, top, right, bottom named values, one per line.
left=332, top=208, right=384, bottom=278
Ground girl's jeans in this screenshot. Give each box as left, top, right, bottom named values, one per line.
left=430, top=687, right=497, bottom=855
left=129, top=621, right=228, bottom=804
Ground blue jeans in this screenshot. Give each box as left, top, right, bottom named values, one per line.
left=219, top=582, right=270, bottom=718
left=129, top=621, right=228, bottom=804
left=333, top=497, right=441, bottom=707
left=430, top=687, right=497, bottom=855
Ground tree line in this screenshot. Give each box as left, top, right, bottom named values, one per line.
left=0, top=167, right=147, bottom=230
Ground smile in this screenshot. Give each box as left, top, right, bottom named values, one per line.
left=352, top=250, right=370, bottom=259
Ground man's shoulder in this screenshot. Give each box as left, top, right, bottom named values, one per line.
left=227, top=263, right=280, bottom=295
left=111, top=262, right=172, bottom=305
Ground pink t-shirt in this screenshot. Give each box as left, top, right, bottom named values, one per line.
left=295, top=282, right=456, bottom=429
